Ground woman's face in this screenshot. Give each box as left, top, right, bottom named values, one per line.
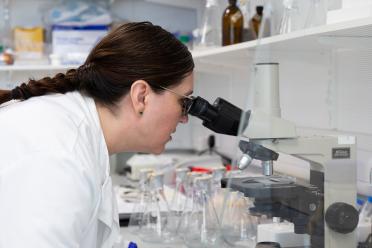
left=142, top=73, right=194, bottom=154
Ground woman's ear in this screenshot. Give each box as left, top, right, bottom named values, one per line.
left=130, top=80, right=150, bottom=116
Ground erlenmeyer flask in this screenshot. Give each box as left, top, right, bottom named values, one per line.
left=167, top=167, right=190, bottom=241
left=305, top=0, right=327, bottom=28
left=128, top=168, right=153, bottom=234
left=278, top=0, right=300, bottom=34
left=138, top=172, right=174, bottom=243
left=210, top=166, right=226, bottom=193
left=223, top=195, right=258, bottom=247
left=170, top=167, right=190, bottom=212
left=178, top=171, right=205, bottom=233
left=194, top=0, right=221, bottom=49
left=183, top=175, right=222, bottom=248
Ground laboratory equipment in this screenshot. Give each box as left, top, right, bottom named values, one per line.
left=183, top=175, right=222, bottom=248
left=194, top=0, right=221, bottom=49
left=138, top=172, right=175, bottom=243
left=278, top=0, right=301, bottom=34
left=185, top=63, right=359, bottom=247
left=128, top=168, right=153, bottom=233
left=305, top=0, right=327, bottom=28
left=222, top=0, right=243, bottom=46
left=250, top=6, right=264, bottom=39
left=167, top=167, right=190, bottom=241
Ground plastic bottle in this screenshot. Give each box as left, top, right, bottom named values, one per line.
left=222, top=0, right=244, bottom=46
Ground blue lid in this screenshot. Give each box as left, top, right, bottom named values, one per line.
left=357, top=198, right=365, bottom=206
left=128, top=242, right=137, bottom=248
left=368, top=196, right=372, bottom=203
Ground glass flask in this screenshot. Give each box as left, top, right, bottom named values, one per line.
left=166, top=167, right=190, bottom=241
left=138, top=172, right=174, bottom=243
left=178, top=171, right=205, bottom=233
left=195, top=0, right=221, bottom=49
left=221, top=194, right=258, bottom=247
left=304, top=0, right=327, bottom=28
left=278, top=0, right=300, bottom=34
left=210, top=166, right=226, bottom=192
left=183, top=175, right=222, bottom=248
left=127, top=168, right=153, bottom=234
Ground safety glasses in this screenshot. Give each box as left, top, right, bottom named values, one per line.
left=157, top=85, right=194, bottom=117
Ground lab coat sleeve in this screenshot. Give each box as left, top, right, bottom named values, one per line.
left=0, top=151, right=98, bottom=248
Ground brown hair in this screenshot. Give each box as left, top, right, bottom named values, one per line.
left=0, top=22, right=194, bottom=106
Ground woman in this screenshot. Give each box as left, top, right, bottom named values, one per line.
left=0, top=22, right=194, bottom=247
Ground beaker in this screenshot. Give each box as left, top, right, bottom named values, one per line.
left=183, top=175, right=222, bottom=248
left=278, top=0, right=300, bottom=34
left=128, top=168, right=153, bottom=234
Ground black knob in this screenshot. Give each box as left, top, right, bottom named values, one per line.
left=325, top=202, right=359, bottom=234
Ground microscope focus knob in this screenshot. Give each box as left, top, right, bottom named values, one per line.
left=325, top=202, right=359, bottom=234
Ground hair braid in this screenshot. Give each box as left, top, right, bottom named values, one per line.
left=0, top=68, right=80, bottom=104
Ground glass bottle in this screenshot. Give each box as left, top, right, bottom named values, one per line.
left=128, top=168, right=153, bottom=234
left=195, top=0, right=221, bottom=49
left=249, top=6, right=264, bottom=39
left=183, top=175, right=221, bottom=248
left=222, top=0, right=244, bottom=46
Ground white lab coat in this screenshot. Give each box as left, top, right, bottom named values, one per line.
left=0, top=92, right=120, bottom=248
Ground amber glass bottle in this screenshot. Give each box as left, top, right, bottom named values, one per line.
left=222, top=0, right=244, bottom=46
left=250, top=6, right=263, bottom=39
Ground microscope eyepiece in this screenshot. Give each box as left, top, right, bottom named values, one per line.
left=185, top=96, right=247, bottom=136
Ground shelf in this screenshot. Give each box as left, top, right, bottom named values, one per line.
left=0, top=64, right=77, bottom=72
left=192, top=17, right=372, bottom=69
left=2, top=17, right=372, bottom=73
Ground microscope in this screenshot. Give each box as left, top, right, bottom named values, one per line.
left=185, top=63, right=359, bottom=248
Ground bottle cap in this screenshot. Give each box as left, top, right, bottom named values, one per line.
left=357, top=198, right=365, bottom=206
left=128, top=241, right=138, bottom=248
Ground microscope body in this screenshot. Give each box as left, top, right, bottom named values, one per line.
left=187, top=63, right=359, bottom=247
left=242, top=135, right=358, bottom=248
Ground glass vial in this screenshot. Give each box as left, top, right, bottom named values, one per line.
left=222, top=0, right=244, bottom=46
